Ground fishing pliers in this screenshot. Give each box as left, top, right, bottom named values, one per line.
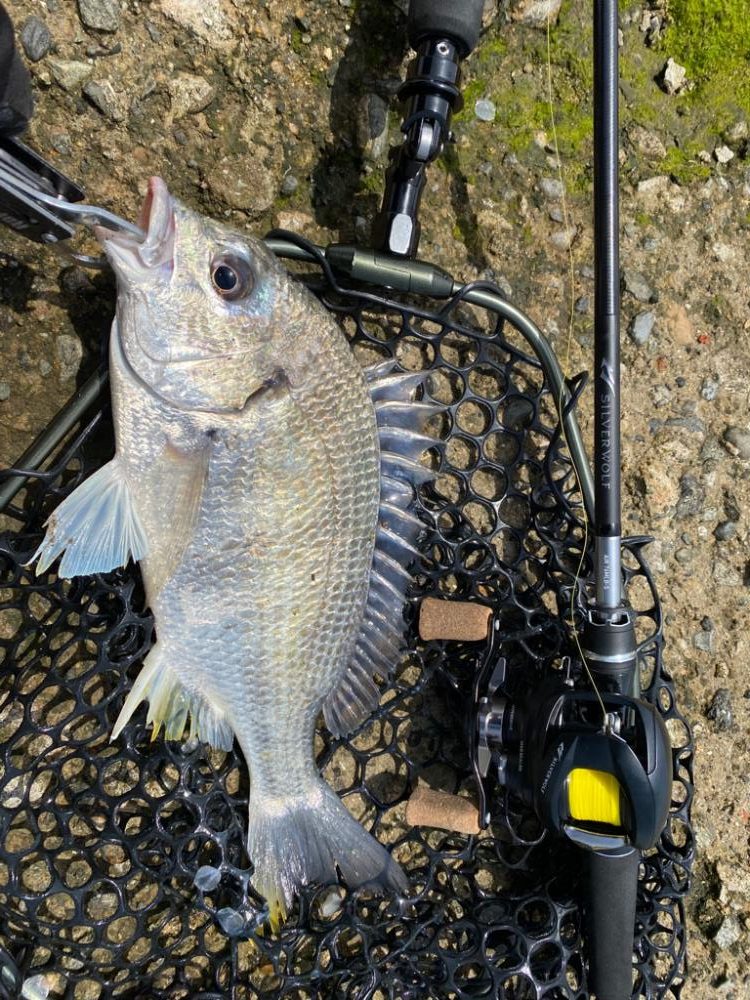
left=0, top=1, right=141, bottom=263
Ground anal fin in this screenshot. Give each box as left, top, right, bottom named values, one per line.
left=112, top=644, right=234, bottom=750
left=30, top=456, right=148, bottom=578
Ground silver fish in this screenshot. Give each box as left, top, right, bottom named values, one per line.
left=32, top=177, right=435, bottom=926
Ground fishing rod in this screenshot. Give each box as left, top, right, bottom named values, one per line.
left=416, top=2, right=673, bottom=997
left=580, top=4, right=658, bottom=992
left=342, top=0, right=672, bottom=993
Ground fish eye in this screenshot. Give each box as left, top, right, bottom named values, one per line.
left=210, top=253, right=254, bottom=301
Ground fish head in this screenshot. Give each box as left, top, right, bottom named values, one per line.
left=98, top=176, right=303, bottom=414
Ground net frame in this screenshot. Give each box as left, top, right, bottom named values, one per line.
left=0, top=244, right=694, bottom=1000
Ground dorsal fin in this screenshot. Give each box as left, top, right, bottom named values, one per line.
left=323, top=362, right=437, bottom=739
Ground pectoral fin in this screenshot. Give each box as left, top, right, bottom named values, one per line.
left=142, top=440, right=210, bottom=595
left=30, top=457, right=148, bottom=578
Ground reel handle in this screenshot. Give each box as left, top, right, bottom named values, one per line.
left=586, top=846, right=639, bottom=1000
left=407, top=0, right=485, bottom=57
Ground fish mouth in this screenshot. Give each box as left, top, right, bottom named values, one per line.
left=96, top=176, right=175, bottom=275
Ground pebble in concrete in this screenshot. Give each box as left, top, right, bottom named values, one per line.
left=630, top=311, right=655, bottom=345
left=20, top=17, right=52, bottom=61
left=706, top=688, right=733, bottom=731
left=724, top=426, right=750, bottom=460
left=474, top=99, right=496, bottom=122
left=78, top=0, right=120, bottom=33
left=661, top=57, right=686, bottom=95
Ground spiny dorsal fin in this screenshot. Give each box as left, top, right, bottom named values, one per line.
left=323, top=361, right=438, bottom=739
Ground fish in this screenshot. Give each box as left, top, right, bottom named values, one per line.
left=31, top=177, right=437, bottom=927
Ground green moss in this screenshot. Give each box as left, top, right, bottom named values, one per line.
left=471, top=34, right=509, bottom=78
left=663, top=0, right=750, bottom=114
left=453, top=0, right=598, bottom=178
left=290, top=26, right=304, bottom=56
left=491, top=95, right=548, bottom=150
left=658, top=145, right=711, bottom=184
left=620, top=55, right=662, bottom=125
left=664, top=0, right=750, bottom=82
left=453, top=79, right=486, bottom=123
left=547, top=41, right=593, bottom=95
left=359, top=171, right=383, bottom=196
left=545, top=0, right=594, bottom=93
left=553, top=101, right=594, bottom=150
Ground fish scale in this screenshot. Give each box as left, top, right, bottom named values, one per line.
left=163, top=369, right=380, bottom=782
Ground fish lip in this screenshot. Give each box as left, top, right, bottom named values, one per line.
left=96, top=176, right=175, bottom=275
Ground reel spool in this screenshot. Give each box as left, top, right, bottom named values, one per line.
left=0, top=241, right=695, bottom=999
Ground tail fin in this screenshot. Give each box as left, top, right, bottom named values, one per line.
left=247, top=780, right=407, bottom=929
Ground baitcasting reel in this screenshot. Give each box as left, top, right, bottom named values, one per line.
left=472, top=649, right=672, bottom=858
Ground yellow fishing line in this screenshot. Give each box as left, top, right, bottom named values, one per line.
left=545, top=14, right=606, bottom=724
left=568, top=768, right=622, bottom=827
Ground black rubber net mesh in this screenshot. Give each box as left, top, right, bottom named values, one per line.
left=0, top=254, right=694, bottom=1000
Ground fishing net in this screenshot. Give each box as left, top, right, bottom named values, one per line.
left=0, top=242, right=694, bottom=1000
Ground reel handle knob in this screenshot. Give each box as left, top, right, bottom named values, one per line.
left=407, top=0, right=485, bottom=58
left=586, top=846, right=639, bottom=1000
